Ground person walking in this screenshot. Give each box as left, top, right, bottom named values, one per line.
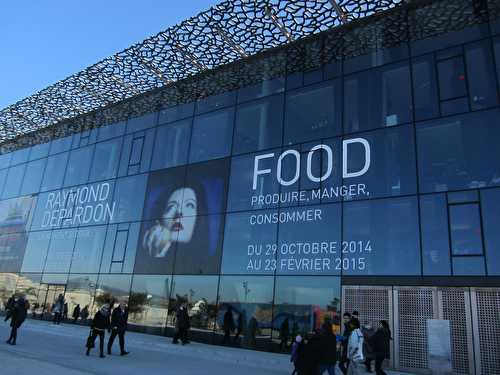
left=339, top=312, right=352, bottom=375
left=86, top=305, right=110, bottom=358
left=279, top=317, right=290, bottom=351
left=347, top=319, right=364, bottom=375
left=234, top=312, right=244, bottom=344
left=172, top=303, right=190, bottom=345
left=303, top=331, right=322, bottom=375
left=371, top=320, right=392, bottom=375
left=4, top=295, right=15, bottom=322
left=318, top=320, right=337, bottom=375
left=72, top=304, right=81, bottom=323
left=63, top=303, right=69, bottom=321
left=107, top=302, right=129, bottom=356
left=362, top=322, right=376, bottom=372
left=222, top=306, right=235, bottom=345
left=290, top=335, right=303, bottom=375
left=80, top=305, right=90, bottom=322
left=52, top=294, right=64, bottom=324
left=6, top=297, right=29, bottom=345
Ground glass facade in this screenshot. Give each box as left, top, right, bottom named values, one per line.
left=1, top=1, right=500, bottom=354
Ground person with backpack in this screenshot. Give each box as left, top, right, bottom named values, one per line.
left=86, top=305, right=110, bottom=358
left=371, top=320, right=392, bottom=375
left=6, top=297, right=29, bottom=345
left=347, top=319, right=364, bottom=375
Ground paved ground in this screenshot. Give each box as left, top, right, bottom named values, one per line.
left=0, top=319, right=415, bottom=375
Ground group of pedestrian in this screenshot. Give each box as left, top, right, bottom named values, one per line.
left=71, top=304, right=90, bottom=323
left=4, top=295, right=29, bottom=346
left=222, top=306, right=246, bottom=345
left=85, top=302, right=130, bottom=358
left=290, top=311, right=392, bottom=375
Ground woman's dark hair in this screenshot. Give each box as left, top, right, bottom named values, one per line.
left=350, top=318, right=360, bottom=329
left=380, top=320, right=390, bottom=330
left=343, top=312, right=351, bottom=318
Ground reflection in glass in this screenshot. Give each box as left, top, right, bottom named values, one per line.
left=0, top=273, right=18, bottom=312
left=21, top=158, right=46, bottom=195
left=481, top=188, right=500, bottom=275
left=41, top=152, right=69, bottom=192
left=273, top=276, right=341, bottom=350
left=89, top=138, right=122, bottom=182
left=151, top=120, right=191, bottom=170
left=21, top=231, right=52, bottom=273
left=452, top=256, right=485, bottom=276
left=129, top=275, right=171, bottom=333
left=70, top=226, right=107, bottom=273
left=168, top=276, right=218, bottom=341
left=94, top=274, right=132, bottom=315
left=412, top=55, right=439, bottom=121
left=44, top=229, right=77, bottom=273
left=2, top=165, right=26, bottom=199
left=64, top=146, right=93, bottom=187
left=65, top=274, right=97, bottom=322
left=217, top=276, right=274, bottom=350
left=450, top=204, right=484, bottom=255
left=111, top=174, right=148, bottom=223
left=15, top=273, right=42, bottom=315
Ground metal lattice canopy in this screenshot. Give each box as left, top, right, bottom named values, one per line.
left=0, top=0, right=404, bottom=143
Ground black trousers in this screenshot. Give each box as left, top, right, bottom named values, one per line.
left=173, top=328, right=188, bottom=344
left=7, top=325, right=18, bottom=343
left=108, top=329, right=125, bottom=353
left=339, top=358, right=350, bottom=375
left=375, top=357, right=386, bottom=375
left=88, top=330, right=105, bottom=354
left=223, top=329, right=231, bottom=344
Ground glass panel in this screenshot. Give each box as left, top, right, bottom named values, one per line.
left=126, top=112, right=158, bottom=133
left=284, top=81, right=341, bottom=145
left=89, top=138, right=122, bottom=182
left=412, top=55, right=439, bottom=121
left=49, top=136, right=72, bottom=155
left=159, top=102, right=194, bottom=124
left=0, top=153, right=12, bottom=170
left=343, top=196, right=421, bottom=275
left=10, top=148, right=30, bottom=166
left=420, top=194, right=451, bottom=275
left=0, top=196, right=34, bottom=235
left=195, top=91, right=236, bottom=114
left=21, top=231, right=51, bottom=273
left=233, top=94, right=284, bottom=155
left=448, top=190, right=478, bottom=204
left=342, top=125, right=417, bottom=200
left=65, top=274, right=97, bottom=323
left=0, top=232, right=29, bottom=272
left=129, top=275, right=171, bottom=332
left=0, top=273, right=18, bottom=313
left=21, top=158, right=46, bottom=195
left=151, top=119, right=191, bottom=170
left=189, top=108, right=234, bottom=163
left=227, top=150, right=281, bottom=212
left=217, top=276, right=274, bottom=350
left=237, top=78, right=285, bottom=103
left=64, top=145, right=93, bottom=187
left=417, top=109, right=500, bottom=192
left=437, top=56, right=467, bottom=100
left=110, top=174, right=148, bottom=223
left=168, top=275, right=218, bottom=341
left=43, top=229, right=77, bottom=273
left=98, top=122, right=126, bottom=141
left=277, top=203, right=341, bottom=275
left=94, top=274, right=132, bottom=315
left=69, top=226, right=106, bottom=273
left=449, top=204, right=484, bottom=255
left=221, top=210, right=278, bottom=275
left=344, top=62, right=412, bottom=133
left=100, top=223, right=140, bottom=274
left=2, top=165, right=26, bottom=199
left=273, top=276, right=341, bottom=348
left=452, top=256, right=485, bottom=276
left=29, top=142, right=50, bottom=161
left=41, top=152, right=69, bottom=192
left=465, top=40, right=498, bottom=110
left=481, top=188, right=500, bottom=275
left=15, top=273, right=42, bottom=315
left=0, top=169, right=6, bottom=195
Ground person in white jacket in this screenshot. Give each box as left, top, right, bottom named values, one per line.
left=347, top=319, right=364, bottom=375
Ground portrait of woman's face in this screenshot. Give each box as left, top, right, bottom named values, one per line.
left=161, top=187, right=197, bottom=243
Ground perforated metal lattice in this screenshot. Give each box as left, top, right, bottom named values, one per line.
left=342, top=286, right=392, bottom=328
left=440, top=288, right=473, bottom=375
left=395, top=287, right=434, bottom=371
left=473, top=289, right=500, bottom=375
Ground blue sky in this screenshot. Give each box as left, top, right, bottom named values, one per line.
left=0, top=1, right=217, bottom=109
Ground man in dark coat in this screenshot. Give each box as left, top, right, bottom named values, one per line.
left=72, top=304, right=81, bottom=323
left=279, top=317, right=290, bottom=351
left=370, top=320, right=392, bottom=375
left=318, top=320, right=337, bottom=375
left=6, top=297, right=28, bottom=345
left=172, top=303, right=190, bottom=345
left=86, top=305, right=110, bottom=358
left=222, top=306, right=235, bottom=345
left=4, top=295, right=15, bottom=322
left=303, top=331, right=322, bottom=375
left=107, top=302, right=129, bottom=355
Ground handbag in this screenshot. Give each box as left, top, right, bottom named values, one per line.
left=86, top=329, right=95, bottom=349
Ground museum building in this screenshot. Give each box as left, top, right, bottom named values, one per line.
left=0, top=0, right=499, bottom=373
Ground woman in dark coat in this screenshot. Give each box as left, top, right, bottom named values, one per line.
left=86, top=305, right=110, bottom=358
left=318, top=320, right=337, bottom=375
left=6, top=297, right=28, bottom=345
left=370, top=320, right=392, bottom=375
left=172, top=304, right=190, bottom=345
